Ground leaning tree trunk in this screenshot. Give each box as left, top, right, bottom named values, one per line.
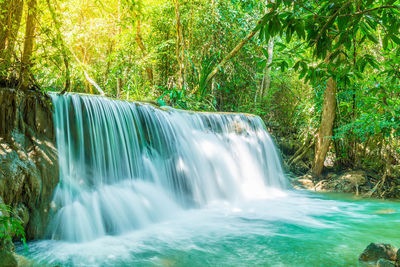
left=20, top=0, right=37, bottom=91
left=312, top=76, right=337, bottom=176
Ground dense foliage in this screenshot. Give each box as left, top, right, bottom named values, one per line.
left=0, top=0, right=400, bottom=194
left=0, top=204, right=26, bottom=248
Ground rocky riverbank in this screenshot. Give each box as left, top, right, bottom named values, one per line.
left=292, top=171, right=373, bottom=195
left=289, top=168, right=400, bottom=199
left=270, top=128, right=400, bottom=199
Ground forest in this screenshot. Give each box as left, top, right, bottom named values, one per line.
left=2, top=0, right=400, bottom=181
left=1, top=0, right=400, bottom=266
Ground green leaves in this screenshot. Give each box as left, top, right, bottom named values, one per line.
left=0, top=204, right=27, bottom=248
left=156, top=85, right=188, bottom=109
left=390, top=33, right=400, bottom=44
left=257, top=0, right=400, bottom=62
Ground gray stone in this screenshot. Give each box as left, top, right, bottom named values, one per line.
left=359, top=243, right=397, bottom=262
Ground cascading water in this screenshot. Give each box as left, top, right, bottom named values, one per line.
left=48, top=93, right=288, bottom=242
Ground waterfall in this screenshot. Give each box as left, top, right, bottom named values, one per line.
left=48, top=93, right=288, bottom=242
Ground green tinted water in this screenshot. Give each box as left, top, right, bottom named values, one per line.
left=19, top=190, right=400, bottom=267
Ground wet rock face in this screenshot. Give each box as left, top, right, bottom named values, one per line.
left=0, top=88, right=59, bottom=240
left=359, top=243, right=397, bottom=262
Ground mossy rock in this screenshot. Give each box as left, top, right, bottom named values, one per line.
left=0, top=251, right=17, bottom=267
left=359, top=243, right=397, bottom=262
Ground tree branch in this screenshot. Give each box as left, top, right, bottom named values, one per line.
left=293, top=0, right=321, bottom=17
left=339, top=5, right=400, bottom=17
left=312, top=1, right=352, bottom=46
left=204, top=18, right=264, bottom=86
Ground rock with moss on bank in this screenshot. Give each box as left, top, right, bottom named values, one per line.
left=0, top=251, right=34, bottom=267
left=0, top=87, right=59, bottom=240
left=359, top=243, right=398, bottom=267
left=292, top=170, right=400, bottom=199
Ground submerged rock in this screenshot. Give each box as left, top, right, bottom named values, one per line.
left=376, top=258, right=395, bottom=267
left=374, top=209, right=396, bottom=215
left=359, top=243, right=397, bottom=262
left=396, top=249, right=400, bottom=266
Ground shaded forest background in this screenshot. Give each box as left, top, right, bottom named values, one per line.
left=1, top=0, right=400, bottom=196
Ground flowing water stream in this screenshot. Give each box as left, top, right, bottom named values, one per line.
left=18, top=94, right=400, bottom=266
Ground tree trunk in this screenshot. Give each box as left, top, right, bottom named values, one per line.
left=103, top=40, right=114, bottom=87
left=350, top=31, right=357, bottom=167
left=135, top=19, right=154, bottom=83
left=260, top=38, right=274, bottom=97
left=46, top=0, right=70, bottom=92
left=258, top=0, right=274, bottom=100
left=20, top=0, right=37, bottom=91
left=5, top=0, right=24, bottom=58
left=312, top=76, right=337, bottom=176
left=63, top=56, right=70, bottom=92
left=174, top=0, right=184, bottom=89
left=0, top=0, right=11, bottom=54
left=210, top=0, right=217, bottom=98
left=116, top=77, right=121, bottom=98
left=1, top=0, right=23, bottom=80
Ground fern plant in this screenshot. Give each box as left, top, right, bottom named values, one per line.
left=0, top=204, right=26, bottom=249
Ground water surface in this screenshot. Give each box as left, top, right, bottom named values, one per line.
left=20, top=190, right=400, bottom=267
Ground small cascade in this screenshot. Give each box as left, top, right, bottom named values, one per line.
left=48, top=93, right=288, bottom=242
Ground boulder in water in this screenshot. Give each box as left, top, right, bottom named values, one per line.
left=396, top=249, right=400, bottom=266
left=377, top=258, right=395, bottom=267
left=359, top=243, right=397, bottom=262
left=374, top=209, right=396, bottom=215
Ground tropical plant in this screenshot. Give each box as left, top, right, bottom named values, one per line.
left=0, top=204, right=26, bottom=249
